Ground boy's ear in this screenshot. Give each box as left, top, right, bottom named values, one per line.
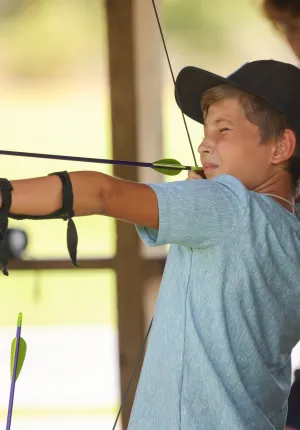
left=272, top=129, right=296, bottom=165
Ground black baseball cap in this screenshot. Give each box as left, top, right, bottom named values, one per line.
left=175, top=60, right=300, bottom=138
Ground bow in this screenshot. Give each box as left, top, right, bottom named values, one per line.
left=111, top=1, right=199, bottom=429
left=0, top=1, right=200, bottom=428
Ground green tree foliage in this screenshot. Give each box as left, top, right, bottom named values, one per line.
left=163, top=0, right=224, bottom=51
left=0, top=0, right=263, bottom=77
left=162, top=0, right=261, bottom=54
left=0, top=0, right=106, bottom=78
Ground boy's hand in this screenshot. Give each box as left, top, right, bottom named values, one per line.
left=187, top=169, right=206, bottom=180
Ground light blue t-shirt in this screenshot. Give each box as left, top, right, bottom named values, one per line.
left=128, top=175, right=300, bottom=430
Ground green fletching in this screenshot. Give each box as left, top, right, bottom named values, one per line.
left=152, top=158, right=185, bottom=176
left=10, top=337, right=27, bottom=381
left=17, top=313, right=22, bottom=328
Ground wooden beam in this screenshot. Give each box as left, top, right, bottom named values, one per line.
left=6, top=257, right=165, bottom=273
left=6, top=258, right=115, bottom=271
left=105, top=1, right=162, bottom=427
left=134, top=0, right=163, bottom=185
left=134, top=0, right=166, bottom=261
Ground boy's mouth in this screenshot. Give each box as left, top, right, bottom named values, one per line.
left=202, top=163, right=219, bottom=171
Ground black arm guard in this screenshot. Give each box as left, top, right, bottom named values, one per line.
left=0, top=171, right=78, bottom=276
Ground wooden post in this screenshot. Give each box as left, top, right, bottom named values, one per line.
left=105, top=0, right=162, bottom=427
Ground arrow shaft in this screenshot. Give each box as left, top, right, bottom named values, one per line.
left=6, top=325, right=21, bottom=430
left=0, top=149, right=193, bottom=171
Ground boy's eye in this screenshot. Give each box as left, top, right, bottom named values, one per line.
left=220, top=127, right=230, bottom=133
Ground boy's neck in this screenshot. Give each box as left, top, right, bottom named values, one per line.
left=254, top=171, right=295, bottom=213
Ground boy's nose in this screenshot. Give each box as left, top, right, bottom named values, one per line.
left=198, top=138, right=213, bottom=154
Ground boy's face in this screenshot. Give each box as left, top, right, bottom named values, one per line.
left=199, top=98, right=275, bottom=190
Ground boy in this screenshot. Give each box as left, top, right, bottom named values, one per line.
left=2, top=59, right=300, bottom=429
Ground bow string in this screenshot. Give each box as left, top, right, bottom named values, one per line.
left=111, top=2, right=199, bottom=429
left=0, top=2, right=199, bottom=429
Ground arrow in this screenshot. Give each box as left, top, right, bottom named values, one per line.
left=0, top=149, right=203, bottom=177
left=6, top=312, right=27, bottom=430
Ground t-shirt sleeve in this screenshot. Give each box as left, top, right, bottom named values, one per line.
left=136, top=174, right=248, bottom=248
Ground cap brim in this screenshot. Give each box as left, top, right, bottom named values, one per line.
left=175, top=66, right=237, bottom=124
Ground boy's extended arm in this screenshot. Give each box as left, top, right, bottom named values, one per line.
left=8, top=171, right=159, bottom=228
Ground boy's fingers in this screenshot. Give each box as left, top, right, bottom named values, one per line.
left=187, top=170, right=205, bottom=180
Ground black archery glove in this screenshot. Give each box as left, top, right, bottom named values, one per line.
left=0, top=178, right=13, bottom=275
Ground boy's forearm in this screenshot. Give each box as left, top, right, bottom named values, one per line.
left=0, top=169, right=158, bottom=228
left=9, top=171, right=111, bottom=217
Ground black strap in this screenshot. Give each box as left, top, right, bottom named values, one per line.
left=0, top=178, right=13, bottom=275
left=8, top=171, right=78, bottom=267
left=49, top=172, right=78, bottom=266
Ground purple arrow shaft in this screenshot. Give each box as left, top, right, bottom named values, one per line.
left=0, top=149, right=191, bottom=171
left=6, top=325, right=21, bottom=430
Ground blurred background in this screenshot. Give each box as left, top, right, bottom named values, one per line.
left=0, top=0, right=299, bottom=429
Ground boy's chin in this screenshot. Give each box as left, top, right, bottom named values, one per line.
left=204, top=170, right=221, bottom=179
